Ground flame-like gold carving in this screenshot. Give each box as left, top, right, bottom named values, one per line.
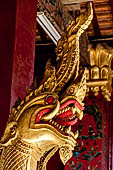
left=0, top=2, right=93, bottom=170
left=86, top=43, right=113, bottom=101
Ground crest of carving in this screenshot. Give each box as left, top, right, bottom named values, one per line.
left=86, top=43, right=113, bottom=101
left=0, top=2, right=93, bottom=170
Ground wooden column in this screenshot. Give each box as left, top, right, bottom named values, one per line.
left=0, top=0, right=37, bottom=136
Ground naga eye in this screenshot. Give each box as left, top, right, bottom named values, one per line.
left=46, top=95, right=55, bottom=104
left=69, top=87, right=75, bottom=94
left=10, top=125, right=17, bottom=135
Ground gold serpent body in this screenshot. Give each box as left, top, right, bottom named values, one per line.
left=0, top=139, right=33, bottom=170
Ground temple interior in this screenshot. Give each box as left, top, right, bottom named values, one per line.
left=0, top=0, right=113, bottom=169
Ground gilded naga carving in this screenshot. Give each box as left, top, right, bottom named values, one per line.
left=0, top=2, right=93, bottom=170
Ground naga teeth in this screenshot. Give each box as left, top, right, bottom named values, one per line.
left=56, top=124, right=59, bottom=127
left=69, top=130, right=79, bottom=139
left=54, top=122, right=57, bottom=125
left=65, top=106, right=70, bottom=112
left=49, top=120, right=79, bottom=140
left=70, top=131, right=74, bottom=136
left=76, top=108, right=81, bottom=114
left=69, top=114, right=76, bottom=120
left=64, top=126, right=71, bottom=134
left=57, top=105, right=82, bottom=118
left=57, top=106, right=70, bottom=116
left=77, top=111, right=83, bottom=120
left=71, top=107, right=76, bottom=114
left=51, top=120, right=54, bottom=124
left=59, top=125, right=62, bottom=129
left=70, top=130, right=79, bottom=139
left=49, top=120, right=64, bottom=130
left=74, top=130, right=79, bottom=139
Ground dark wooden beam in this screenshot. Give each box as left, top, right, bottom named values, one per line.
left=109, top=0, right=113, bottom=18
left=61, top=0, right=94, bottom=4
left=90, top=37, right=113, bottom=47
left=37, top=22, right=48, bottom=41
left=92, top=3, right=101, bottom=38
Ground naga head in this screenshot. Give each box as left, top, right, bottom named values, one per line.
left=0, top=71, right=86, bottom=167
left=0, top=71, right=85, bottom=163
left=0, top=3, right=93, bottom=169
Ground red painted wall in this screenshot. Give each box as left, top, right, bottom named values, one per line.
left=0, top=0, right=37, bottom=136
left=10, top=0, right=37, bottom=108
left=0, top=0, right=17, bottom=136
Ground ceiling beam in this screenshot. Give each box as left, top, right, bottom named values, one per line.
left=61, top=0, right=94, bottom=5
left=37, top=0, right=73, bottom=34
left=37, top=22, right=48, bottom=41
left=92, top=3, right=101, bottom=38
left=109, top=0, right=113, bottom=18
left=36, top=13, right=61, bottom=45
left=64, top=3, right=80, bottom=11
left=61, top=0, right=94, bottom=11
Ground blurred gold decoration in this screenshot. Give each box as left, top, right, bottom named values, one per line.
left=0, top=2, right=93, bottom=170
left=86, top=43, right=113, bottom=101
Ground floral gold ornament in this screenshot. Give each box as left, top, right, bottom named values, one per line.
left=86, top=43, right=113, bottom=101
left=0, top=2, right=93, bottom=170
